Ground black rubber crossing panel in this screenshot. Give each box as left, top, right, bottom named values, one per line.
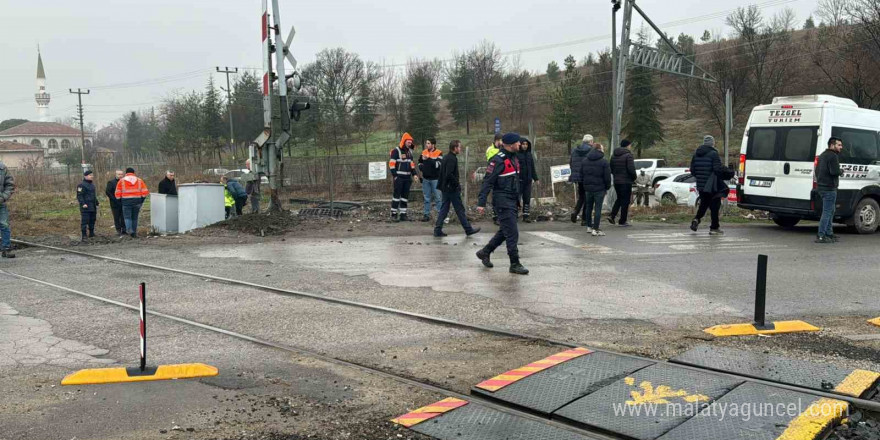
left=471, top=351, right=654, bottom=415
left=671, top=345, right=880, bottom=398
left=410, top=403, right=598, bottom=440
left=658, top=382, right=844, bottom=440
left=554, top=363, right=743, bottom=440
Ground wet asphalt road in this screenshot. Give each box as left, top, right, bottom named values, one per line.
left=1, top=220, right=879, bottom=439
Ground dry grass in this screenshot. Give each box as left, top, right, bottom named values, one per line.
left=7, top=190, right=151, bottom=238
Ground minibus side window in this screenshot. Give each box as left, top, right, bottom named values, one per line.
left=783, top=127, right=816, bottom=162
left=749, top=128, right=777, bottom=160
left=832, top=127, right=880, bottom=165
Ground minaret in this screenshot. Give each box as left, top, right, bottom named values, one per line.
left=35, top=48, right=50, bottom=122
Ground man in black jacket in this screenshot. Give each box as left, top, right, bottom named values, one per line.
left=476, top=133, right=528, bottom=275
left=158, top=170, right=178, bottom=195
left=580, top=144, right=612, bottom=235
left=609, top=140, right=637, bottom=226
left=77, top=171, right=99, bottom=241
left=434, top=140, right=480, bottom=238
left=569, top=135, right=593, bottom=224
left=518, top=138, right=539, bottom=222
left=816, top=137, right=843, bottom=243
left=105, top=169, right=125, bottom=236
left=689, top=135, right=727, bottom=235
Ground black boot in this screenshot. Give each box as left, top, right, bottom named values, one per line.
left=466, top=227, right=481, bottom=236
left=391, top=213, right=399, bottom=222
left=509, top=257, right=529, bottom=275
left=88, top=230, right=96, bottom=238
left=434, top=230, right=448, bottom=237
left=476, top=249, right=494, bottom=268
left=523, top=215, right=532, bottom=223
left=1, top=249, right=14, bottom=259
left=400, top=214, right=409, bottom=222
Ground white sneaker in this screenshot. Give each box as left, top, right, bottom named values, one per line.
left=595, top=229, right=606, bottom=236
left=444, top=218, right=450, bottom=224
left=591, top=229, right=598, bottom=237
left=586, top=227, right=593, bottom=233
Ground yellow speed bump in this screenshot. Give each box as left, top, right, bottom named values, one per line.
left=869, top=317, right=880, bottom=327
left=61, top=363, right=218, bottom=386
left=703, top=320, right=820, bottom=337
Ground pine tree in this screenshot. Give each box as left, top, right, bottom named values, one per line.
left=443, top=55, right=477, bottom=134
left=353, top=81, right=376, bottom=153
left=623, top=66, right=663, bottom=158
left=804, top=16, right=816, bottom=29
left=202, top=77, right=226, bottom=163
left=701, top=30, right=712, bottom=42
left=546, top=55, right=584, bottom=153
left=123, top=112, right=142, bottom=160
left=546, top=61, right=561, bottom=82
left=405, top=61, right=440, bottom=146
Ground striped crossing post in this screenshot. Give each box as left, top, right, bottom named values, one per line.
left=139, top=282, right=146, bottom=372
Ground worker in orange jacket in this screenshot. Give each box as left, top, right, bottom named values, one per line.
left=114, top=167, right=149, bottom=238
left=389, top=132, right=419, bottom=222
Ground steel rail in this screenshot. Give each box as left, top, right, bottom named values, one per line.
left=10, top=239, right=880, bottom=413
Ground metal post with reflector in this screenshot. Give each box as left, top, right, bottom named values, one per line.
left=61, top=283, right=218, bottom=386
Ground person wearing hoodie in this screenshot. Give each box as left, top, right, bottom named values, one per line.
left=517, top=138, right=539, bottom=223
left=114, top=167, right=149, bottom=238
left=76, top=170, right=99, bottom=241
left=569, top=135, right=594, bottom=224
left=0, top=160, right=15, bottom=258
left=689, top=135, right=732, bottom=235
left=485, top=134, right=504, bottom=224
left=608, top=140, right=637, bottom=226
left=580, top=144, right=612, bottom=236
left=389, top=133, right=418, bottom=221
left=418, top=138, right=443, bottom=222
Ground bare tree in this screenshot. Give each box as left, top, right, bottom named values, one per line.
left=725, top=5, right=794, bottom=107
left=817, top=0, right=852, bottom=26
left=468, top=41, right=505, bottom=133
left=693, top=38, right=751, bottom=137
left=494, top=57, right=532, bottom=132
left=809, top=0, right=880, bottom=109
left=301, top=48, right=379, bottom=155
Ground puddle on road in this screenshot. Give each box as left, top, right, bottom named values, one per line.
left=197, top=237, right=738, bottom=322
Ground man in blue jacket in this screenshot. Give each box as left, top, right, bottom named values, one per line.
left=221, top=176, right=248, bottom=217
left=476, top=133, right=528, bottom=275
left=77, top=171, right=99, bottom=241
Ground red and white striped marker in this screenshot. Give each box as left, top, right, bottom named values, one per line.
left=139, top=282, right=146, bottom=372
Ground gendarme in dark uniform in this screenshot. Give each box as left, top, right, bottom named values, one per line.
left=476, top=132, right=529, bottom=275
left=77, top=170, right=99, bottom=241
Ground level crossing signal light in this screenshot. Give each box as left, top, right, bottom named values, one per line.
left=286, top=71, right=310, bottom=122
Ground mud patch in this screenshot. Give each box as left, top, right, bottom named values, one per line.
left=203, top=211, right=302, bottom=237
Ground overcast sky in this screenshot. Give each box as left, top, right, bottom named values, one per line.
left=0, top=0, right=820, bottom=127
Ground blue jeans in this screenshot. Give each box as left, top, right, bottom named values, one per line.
left=122, top=199, right=144, bottom=235
left=584, top=191, right=606, bottom=229
left=818, top=190, right=837, bottom=238
left=434, top=191, right=475, bottom=234
left=422, top=179, right=441, bottom=216
left=0, top=204, right=10, bottom=250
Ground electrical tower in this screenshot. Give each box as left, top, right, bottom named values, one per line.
left=610, top=0, right=718, bottom=153
left=250, top=0, right=308, bottom=212
left=69, top=88, right=91, bottom=170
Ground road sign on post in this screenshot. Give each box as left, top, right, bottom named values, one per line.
left=494, top=118, right=501, bottom=135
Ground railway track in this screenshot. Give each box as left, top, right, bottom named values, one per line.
left=5, top=239, right=880, bottom=439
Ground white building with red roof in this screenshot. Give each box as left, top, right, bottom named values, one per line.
left=0, top=122, right=95, bottom=167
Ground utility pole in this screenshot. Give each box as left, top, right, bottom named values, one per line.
left=611, top=0, right=620, bottom=150
left=216, top=67, right=239, bottom=162
left=69, top=88, right=90, bottom=171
